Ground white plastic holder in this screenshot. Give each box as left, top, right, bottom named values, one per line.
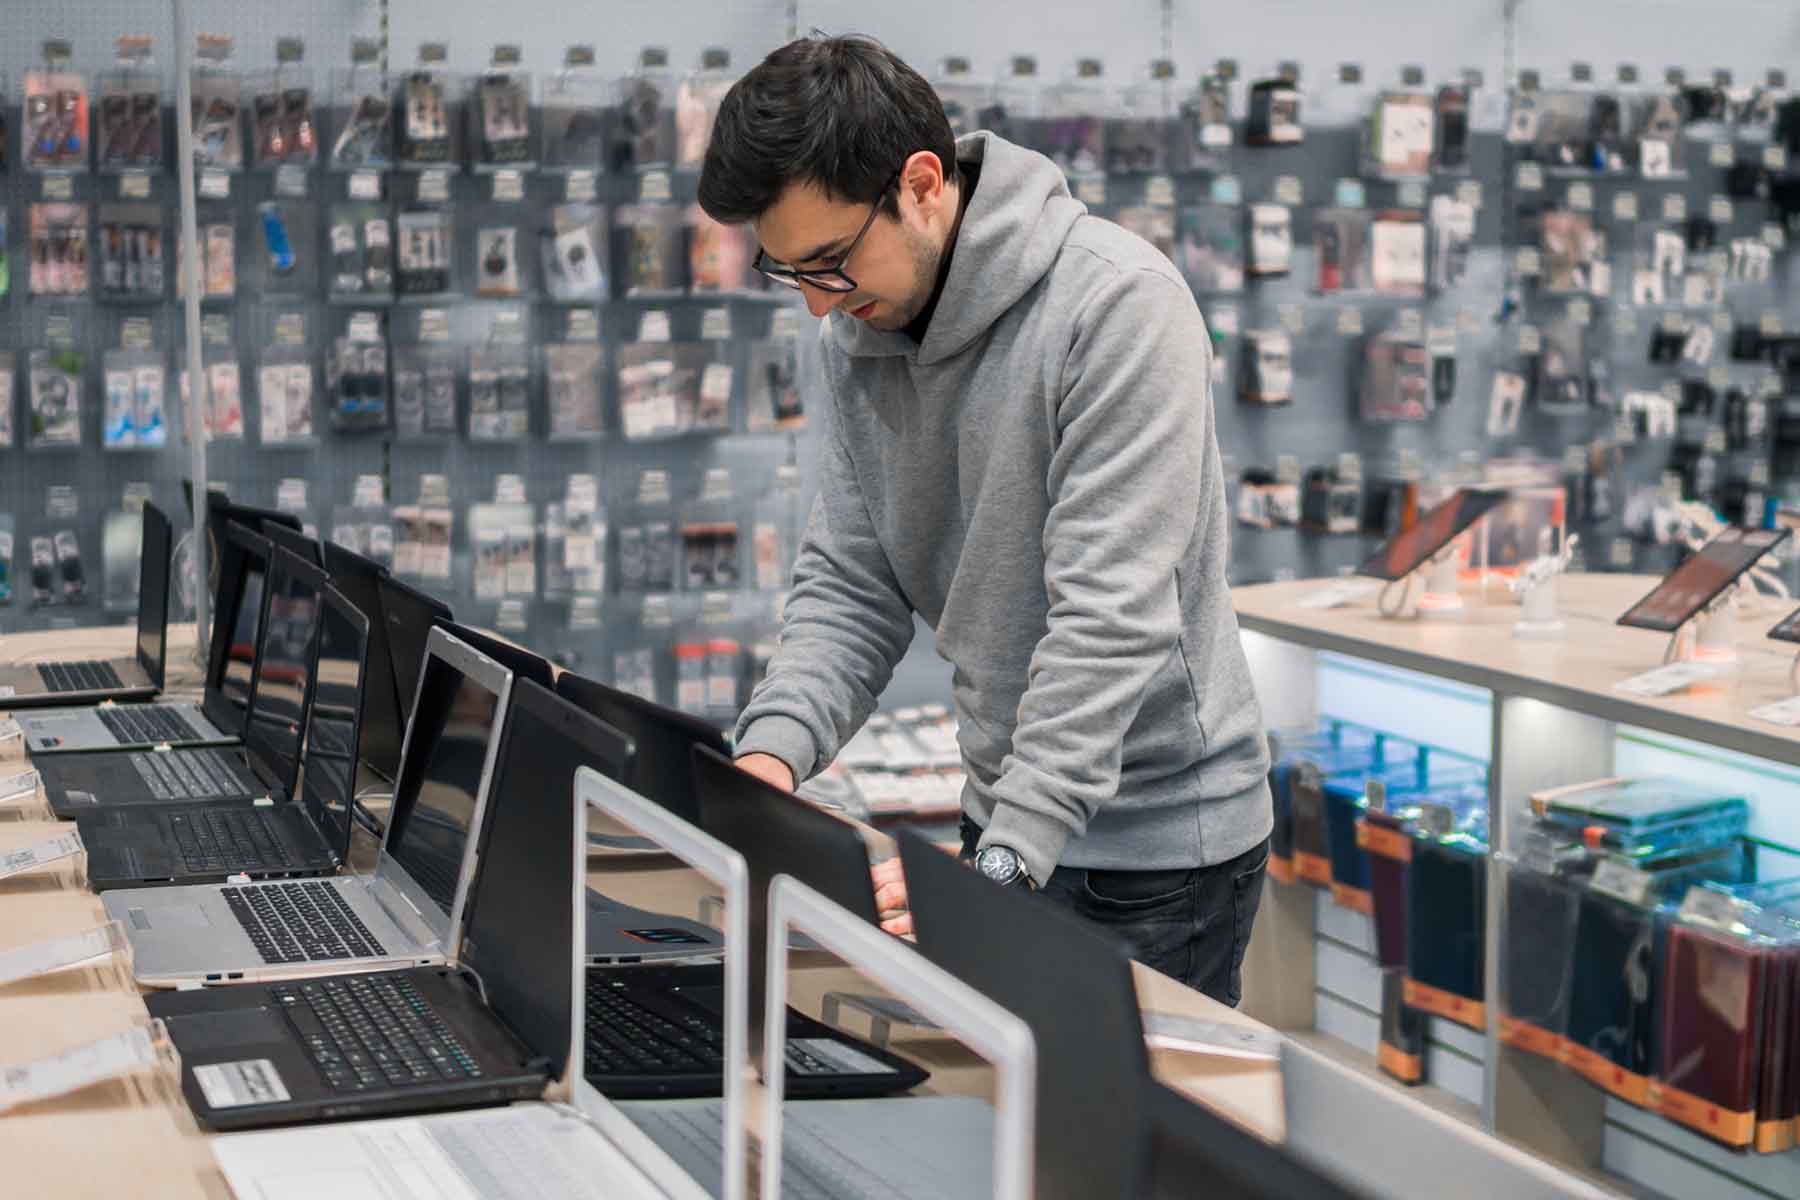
left=1513, top=573, right=1565, bottom=639
left=1417, top=550, right=1466, bottom=619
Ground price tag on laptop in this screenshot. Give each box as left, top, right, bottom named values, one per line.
left=1749, top=695, right=1800, bottom=727
left=0, top=922, right=122, bottom=987
left=1142, top=1011, right=1283, bottom=1061
left=1613, top=662, right=1724, bottom=697
left=0, top=769, right=40, bottom=806
left=0, top=831, right=83, bottom=880
left=0, top=1024, right=160, bottom=1114
left=0, top=719, right=22, bottom=757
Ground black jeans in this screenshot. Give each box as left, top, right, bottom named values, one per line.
left=960, top=816, right=1269, bottom=1007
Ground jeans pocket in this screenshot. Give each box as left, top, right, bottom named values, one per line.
left=1226, top=841, right=1271, bottom=1007
left=1080, top=867, right=1195, bottom=912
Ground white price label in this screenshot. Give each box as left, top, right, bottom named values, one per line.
left=1589, top=859, right=1652, bottom=905
left=1336, top=308, right=1363, bottom=336
left=492, top=169, right=525, bottom=202
left=1455, top=180, right=1483, bottom=208
left=0, top=1025, right=160, bottom=1114
left=565, top=170, right=597, bottom=202
left=1279, top=305, right=1304, bottom=333
left=1708, top=141, right=1735, bottom=168
left=419, top=169, right=451, bottom=203
left=1662, top=193, right=1687, bottom=222
left=495, top=475, right=527, bottom=505
left=640, top=171, right=672, bottom=203
left=275, top=165, right=307, bottom=198
left=1750, top=696, right=1800, bottom=727
left=1567, top=182, right=1593, bottom=211
left=1145, top=175, right=1176, bottom=207
left=0, top=924, right=118, bottom=987
left=120, top=174, right=150, bottom=199
left=199, top=169, right=230, bottom=199
left=194, top=1058, right=291, bottom=1109
left=0, top=832, right=83, bottom=880
left=1765, top=146, right=1788, bottom=171
left=1613, top=192, right=1638, bottom=222
left=0, top=769, right=39, bottom=805
left=0, top=719, right=21, bottom=752
left=1295, top=580, right=1378, bottom=610
left=1516, top=163, right=1544, bottom=191
left=1518, top=325, right=1542, bottom=355
left=42, top=174, right=73, bottom=200
left=567, top=308, right=600, bottom=342
left=1274, top=176, right=1303, bottom=206
left=1709, top=197, right=1733, bottom=224
left=349, top=170, right=381, bottom=200
left=1515, top=247, right=1542, bottom=275
left=1076, top=176, right=1107, bottom=206
left=1614, top=662, right=1724, bottom=697
left=1568, top=299, right=1592, bottom=327
left=1397, top=181, right=1426, bottom=209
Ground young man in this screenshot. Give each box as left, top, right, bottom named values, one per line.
left=699, top=35, right=1271, bottom=1004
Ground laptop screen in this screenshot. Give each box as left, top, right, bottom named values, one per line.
left=320, top=541, right=404, bottom=782
left=377, top=574, right=454, bottom=730
left=386, top=652, right=503, bottom=918
left=243, top=549, right=326, bottom=796
left=462, top=681, right=632, bottom=1077
left=209, top=523, right=271, bottom=734
left=135, top=502, right=172, bottom=686
left=442, top=621, right=555, bottom=692
left=262, top=519, right=324, bottom=566
left=557, top=672, right=728, bottom=824
left=301, top=586, right=369, bottom=860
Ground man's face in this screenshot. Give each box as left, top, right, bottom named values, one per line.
left=752, top=155, right=948, bottom=331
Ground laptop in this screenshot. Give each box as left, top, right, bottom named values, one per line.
left=1143, top=1072, right=1366, bottom=1199
left=261, top=518, right=323, bottom=566
left=1277, top=1040, right=1617, bottom=1199
left=459, top=679, right=724, bottom=966
left=75, top=575, right=371, bottom=891
left=0, top=500, right=171, bottom=708
left=105, top=626, right=513, bottom=987
left=35, top=544, right=331, bottom=821
left=582, top=767, right=1021, bottom=1200
left=554, top=669, right=729, bottom=851
left=18, top=518, right=268, bottom=754
left=441, top=619, right=556, bottom=691
left=145, top=698, right=596, bottom=1133
left=374, top=572, right=455, bottom=735
left=317, top=541, right=407, bottom=783
left=205, top=771, right=697, bottom=1200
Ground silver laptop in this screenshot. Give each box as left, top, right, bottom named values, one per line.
left=1279, top=1039, right=1620, bottom=1199
left=207, top=748, right=709, bottom=1200
left=102, top=627, right=513, bottom=987
left=580, top=767, right=1034, bottom=1200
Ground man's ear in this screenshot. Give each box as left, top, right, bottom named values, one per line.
left=901, top=149, right=948, bottom=219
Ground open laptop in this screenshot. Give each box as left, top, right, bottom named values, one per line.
left=0, top=500, right=171, bottom=708
left=458, top=678, right=723, bottom=966
left=318, top=540, right=407, bottom=783
left=75, top=575, right=371, bottom=891
left=555, top=670, right=729, bottom=851
left=376, top=573, right=456, bottom=724
left=35, top=544, right=332, bottom=821
left=143, top=687, right=610, bottom=1133
left=205, top=768, right=698, bottom=1200
left=583, top=767, right=1021, bottom=1200
left=19, top=518, right=269, bottom=754
left=105, top=626, right=513, bottom=987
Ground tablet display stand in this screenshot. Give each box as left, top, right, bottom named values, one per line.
left=1659, top=584, right=1742, bottom=669
left=1510, top=531, right=1577, bottom=640
left=1377, top=545, right=1465, bottom=620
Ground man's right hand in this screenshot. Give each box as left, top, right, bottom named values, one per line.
left=734, top=752, right=795, bottom=792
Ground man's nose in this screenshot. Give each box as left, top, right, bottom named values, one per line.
left=801, top=281, right=847, bottom=318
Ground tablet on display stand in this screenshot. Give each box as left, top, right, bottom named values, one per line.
left=1616, top=526, right=1790, bottom=666
left=1356, top=488, right=1512, bottom=620
left=1766, top=605, right=1800, bottom=695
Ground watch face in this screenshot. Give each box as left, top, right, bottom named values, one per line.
left=977, top=846, right=1019, bottom=884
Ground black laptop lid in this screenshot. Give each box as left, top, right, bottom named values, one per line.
left=319, top=540, right=405, bottom=782
left=441, top=621, right=554, bottom=692
left=262, top=519, right=323, bottom=567
left=242, top=547, right=327, bottom=798
left=299, top=584, right=370, bottom=861
left=385, top=649, right=506, bottom=919
left=375, top=574, right=454, bottom=729
left=897, top=828, right=1149, bottom=1200
left=134, top=502, right=173, bottom=688
left=203, top=521, right=272, bottom=737
left=556, top=670, right=727, bottom=824
left=1144, top=1080, right=1366, bottom=1200
left=461, top=681, right=634, bottom=1076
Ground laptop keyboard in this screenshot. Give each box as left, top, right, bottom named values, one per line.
left=222, top=881, right=389, bottom=964
left=429, top=1113, right=596, bottom=1200
left=167, top=808, right=302, bottom=873
left=96, top=704, right=205, bottom=746
left=128, top=748, right=259, bottom=801
left=39, top=660, right=125, bottom=693
left=270, top=974, right=479, bottom=1092
left=585, top=977, right=725, bottom=1077
left=625, top=1102, right=911, bottom=1200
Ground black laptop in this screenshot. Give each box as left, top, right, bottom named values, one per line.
left=317, top=541, right=406, bottom=784
left=374, top=573, right=454, bottom=730
left=38, top=546, right=327, bottom=822
left=0, top=501, right=171, bottom=708
left=262, top=519, right=324, bottom=567
left=68, top=565, right=372, bottom=891
left=145, top=686, right=585, bottom=1131
left=555, top=670, right=729, bottom=830
left=19, top=518, right=270, bottom=755
left=185, top=481, right=302, bottom=599
left=558, top=742, right=929, bottom=1102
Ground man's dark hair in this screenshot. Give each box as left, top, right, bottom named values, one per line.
left=698, top=34, right=958, bottom=227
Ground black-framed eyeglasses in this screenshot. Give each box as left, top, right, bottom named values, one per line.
left=753, top=167, right=904, bottom=294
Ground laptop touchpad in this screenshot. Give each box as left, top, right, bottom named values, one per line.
left=177, top=1007, right=288, bottom=1050
left=132, top=903, right=213, bottom=931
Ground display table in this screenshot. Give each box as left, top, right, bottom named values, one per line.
left=1233, top=572, right=1800, bottom=1199
left=0, top=621, right=1287, bottom=1197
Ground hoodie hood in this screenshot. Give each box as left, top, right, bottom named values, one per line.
left=828, top=132, right=1086, bottom=366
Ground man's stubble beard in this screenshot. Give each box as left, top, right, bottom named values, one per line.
left=868, top=223, right=943, bottom=332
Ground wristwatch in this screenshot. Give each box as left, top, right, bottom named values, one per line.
left=974, top=844, right=1035, bottom=890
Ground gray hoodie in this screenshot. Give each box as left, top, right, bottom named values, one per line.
left=735, top=131, right=1271, bottom=886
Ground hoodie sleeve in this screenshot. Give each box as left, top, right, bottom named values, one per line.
left=732, top=392, right=916, bottom=783
left=977, top=264, right=1211, bottom=886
